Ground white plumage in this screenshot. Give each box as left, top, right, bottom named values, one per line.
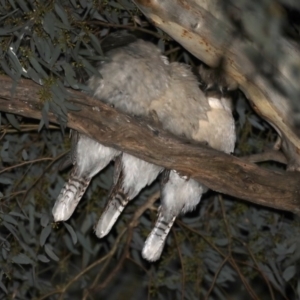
left=52, top=133, right=119, bottom=222
left=142, top=63, right=236, bottom=261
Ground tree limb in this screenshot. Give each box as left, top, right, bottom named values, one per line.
left=0, top=75, right=300, bottom=214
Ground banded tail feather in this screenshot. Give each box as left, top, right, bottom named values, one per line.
left=95, top=190, right=129, bottom=238
left=142, top=211, right=176, bottom=262
left=52, top=168, right=90, bottom=222
left=95, top=153, right=162, bottom=238
left=95, top=155, right=129, bottom=238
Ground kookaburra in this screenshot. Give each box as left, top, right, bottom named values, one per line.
left=52, top=33, right=236, bottom=262
left=142, top=64, right=236, bottom=261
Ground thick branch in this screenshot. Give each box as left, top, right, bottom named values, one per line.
left=134, top=0, right=300, bottom=170
left=0, top=76, right=300, bottom=214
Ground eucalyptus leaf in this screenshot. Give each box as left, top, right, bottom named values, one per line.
left=0, top=177, right=13, bottom=185
left=5, top=113, right=20, bottom=130
left=12, top=253, right=32, bottom=265
left=43, top=12, right=56, bottom=40
left=40, top=224, right=52, bottom=247
left=54, top=3, right=70, bottom=28
left=64, top=223, right=78, bottom=245
left=0, top=213, right=18, bottom=226
left=37, top=254, right=50, bottom=263
left=44, top=244, right=59, bottom=261
left=283, top=266, right=296, bottom=282
left=15, top=0, right=29, bottom=12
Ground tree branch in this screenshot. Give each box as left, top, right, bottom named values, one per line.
left=0, top=75, right=300, bottom=214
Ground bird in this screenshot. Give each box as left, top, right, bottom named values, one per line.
left=52, top=33, right=236, bottom=263
left=141, top=63, right=236, bottom=261
left=94, top=47, right=212, bottom=240
left=53, top=35, right=169, bottom=224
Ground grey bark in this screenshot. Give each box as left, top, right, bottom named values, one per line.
left=0, top=75, right=300, bottom=214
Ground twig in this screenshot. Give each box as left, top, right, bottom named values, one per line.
left=0, top=157, right=54, bottom=174
left=243, top=150, right=287, bottom=164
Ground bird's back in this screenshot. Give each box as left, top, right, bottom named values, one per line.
left=88, top=40, right=170, bottom=117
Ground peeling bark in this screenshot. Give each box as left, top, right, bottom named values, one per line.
left=1, top=75, right=300, bottom=214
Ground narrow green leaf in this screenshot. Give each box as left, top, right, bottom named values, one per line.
left=6, top=113, right=20, bottom=130
left=0, top=177, right=13, bottom=185
left=0, top=8, right=19, bottom=22
left=80, top=57, right=102, bottom=77
left=64, top=223, right=77, bottom=245
left=43, top=12, right=56, bottom=40
left=49, top=45, right=61, bottom=67
left=38, top=118, right=44, bottom=132
left=64, top=101, right=81, bottom=111
left=2, top=222, right=19, bottom=240
left=8, top=47, right=25, bottom=76
left=9, top=212, right=27, bottom=219
left=27, top=67, right=43, bottom=84
left=0, top=24, right=24, bottom=35
left=8, top=0, right=16, bottom=10
left=41, top=102, right=49, bottom=128
left=2, top=248, right=7, bottom=260
left=0, top=59, right=14, bottom=78
left=283, top=266, right=296, bottom=282
left=0, top=213, right=18, bottom=226
left=54, top=3, right=70, bottom=28
left=89, top=33, right=103, bottom=55
left=29, top=56, right=48, bottom=79
left=22, top=149, right=28, bottom=161
left=37, top=254, right=50, bottom=263
left=44, top=244, right=59, bottom=261
left=40, top=213, right=49, bottom=227
left=40, top=224, right=51, bottom=247
left=15, top=0, right=30, bottom=12
left=12, top=253, right=32, bottom=265
left=62, top=63, right=79, bottom=89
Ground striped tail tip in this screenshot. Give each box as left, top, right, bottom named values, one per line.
left=95, top=192, right=129, bottom=238
left=52, top=174, right=90, bottom=222
left=142, top=212, right=176, bottom=262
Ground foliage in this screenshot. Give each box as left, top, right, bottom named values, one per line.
left=0, top=0, right=299, bottom=299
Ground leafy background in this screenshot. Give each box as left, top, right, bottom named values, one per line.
left=0, top=0, right=300, bottom=299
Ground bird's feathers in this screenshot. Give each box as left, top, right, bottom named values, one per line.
left=52, top=168, right=91, bottom=222
left=95, top=153, right=162, bottom=238
left=53, top=136, right=119, bottom=222
left=143, top=63, right=236, bottom=261
left=142, top=211, right=176, bottom=262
